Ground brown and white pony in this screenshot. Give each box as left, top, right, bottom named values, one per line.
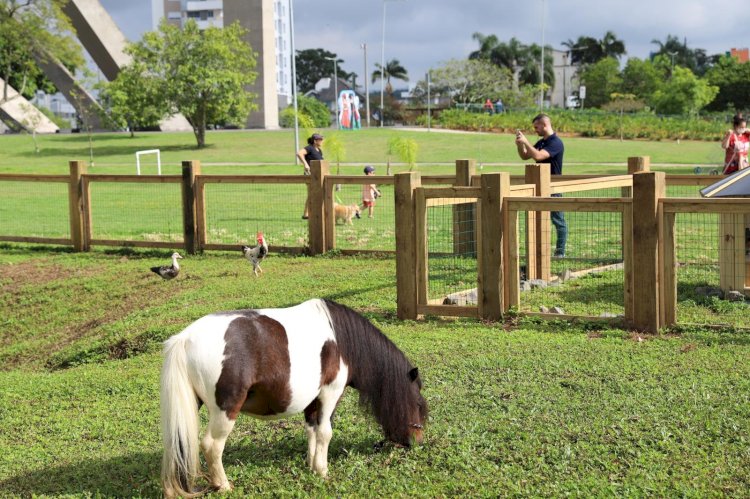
left=161, top=298, right=427, bottom=497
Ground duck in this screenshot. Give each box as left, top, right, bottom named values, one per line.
left=151, top=252, right=183, bottom=280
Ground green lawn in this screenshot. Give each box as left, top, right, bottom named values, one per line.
left=0, top=127, right=723, bottom=175
left=0, top=247, right=749, bottom=497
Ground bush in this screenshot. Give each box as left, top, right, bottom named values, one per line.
left=280, top=95, right=330, bottom=128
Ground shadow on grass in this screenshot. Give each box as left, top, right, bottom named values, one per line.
left=0, top=432, right=384, bottom=496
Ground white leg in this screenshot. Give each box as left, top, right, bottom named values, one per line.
left=305, top=423, right=317, bottom=470
left=312, top=419, right=333, bottom=477
left=201, top=410, right=236, bottom=492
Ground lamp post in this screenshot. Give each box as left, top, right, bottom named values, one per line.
left=667, top=51, right=678, bottom=70
left=290, top=0, right=299, bottom=161
left=325, top=57, right=339, bottom=129
left=360, top=43, right=370, bottom=127
left=539, top=0, right=546, bottom=111
left=380, top=0, right=405, bottom=127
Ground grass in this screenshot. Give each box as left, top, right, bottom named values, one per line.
left=1, top=245, right=750, bottom=497
left=0, top=127, right=724, bottom=175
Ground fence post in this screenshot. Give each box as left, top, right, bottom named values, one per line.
left=525, top=163, right=551, bottom=281
left=623, top=156, right=650, bottom=197
left=181, top=160, right=201, bottom=255
left=308, top=160, right=329, bottom=255
left=395, top=172, right=421, bottom=320
left=632, top=171, right=665, bottom=332
left=68, top=160, right=88, bottom=252
left=454, top=159, right=476, bottom=257
left=479, top=172, right=509, bottom=321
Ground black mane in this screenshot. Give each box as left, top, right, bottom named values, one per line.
left=323, top=299, right=425, bottom=444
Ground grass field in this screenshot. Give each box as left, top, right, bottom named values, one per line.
left=1, top=246, right=750, bottom=497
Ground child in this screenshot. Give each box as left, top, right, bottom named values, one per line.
left=362, top=165, right=381, bottom=218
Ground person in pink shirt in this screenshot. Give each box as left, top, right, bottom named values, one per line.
left=721, top=113, right=750, bottom=174
left=362, top=165, right=381, bottom=218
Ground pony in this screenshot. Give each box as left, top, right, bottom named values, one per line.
left=160, top=298, right=427, bottom=497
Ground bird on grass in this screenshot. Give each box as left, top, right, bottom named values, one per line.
left=151, top=252, right=183, bottom=280
left=241, top=232, right=268, bottom=276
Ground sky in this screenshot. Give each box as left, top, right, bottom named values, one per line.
left=98, top=0, right=747, bottom=87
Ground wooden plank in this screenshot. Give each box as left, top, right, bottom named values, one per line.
left=508, top=198, right=631, bottom=213
left=395, top=172, right=421, bottom=320
left=623, top=203, right=634, bottom=324
left=662, top=199, right=750, bottom=214
left=719, top=213, right=735, bottom=293
left=422, top=186, right=482, bottom=199
left=84, top=174, right=181, bottom=183
left=415, top=187, right=428, bottom=308
left=426, top=197, right=478, bottom=208
left=479, top=173, right=507, bottom=320
left=734, top=215, right=746, bottom=293
left=453, top=160, right=476, bottom=258
left=324, top=178, right=335, bottom=251
left=181, top=161, right=200, bottom=255
left=661, top=212, right=677, bottom=326
left=0, top=236, right=72, bottom=245
left=193, top=175, right=308, bottom=184
left=505, top=207, right=521, bottom=310
left=68, top=161, right=87, bottom=251
left=323, top=175, right=396, bottom=184
left=0, top=174, right=68, bottom=182
left=195, top=178, right=208, bottom=251
left=89, top=239, right=181, bottom=249
left=631, top=172, right=665, bottom=332
left=307, top=160, right=328, bottom=254
left=417, top=304, right=479, bottom=318
left=551, top=175, right=632, bottom=193
left=666, top=176, right=717, bottom=187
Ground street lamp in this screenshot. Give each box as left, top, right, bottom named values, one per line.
left=667, top=51, right=678, bottom=69
left=380, top=0, right=405, bottom=128
left=360, top=43, right=370, bottom=127
left=539, top=0, right=546, bottom=111
left=289, top=0, right=300, bottom=161
left=325, top=56, right=339, bottom=129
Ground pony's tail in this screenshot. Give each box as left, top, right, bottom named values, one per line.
left=160, top=335, right=202, bottom=498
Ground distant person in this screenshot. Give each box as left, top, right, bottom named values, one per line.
left=297, top=133, right=324, bottom=219
left=494, top=98, right=504, bottom=114
left=362, top=165, right=381, bottom=218
left=483, top=98, right=494, bottom=115
left=515, top=113, right=567, bottom=258
left=721, top=113, right=750, bottom=175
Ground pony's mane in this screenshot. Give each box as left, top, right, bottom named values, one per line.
left=323, top=299, right=419, bottom=443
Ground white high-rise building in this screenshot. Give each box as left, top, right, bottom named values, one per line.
left=151, top=0, right=292, bottom=116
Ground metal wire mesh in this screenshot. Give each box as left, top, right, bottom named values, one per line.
left=88, top=182, right=183, bottom=242
left=516, top=207, right=626, bottom=317
left=332, top=183, right=395, bottom=251
left=203, top=182, right=308, bottom=248
left=673, top=212, right=749, bottom=327
left=0, top=181, right=70, bottom=239
left=426, top=199, right=478, bottom=306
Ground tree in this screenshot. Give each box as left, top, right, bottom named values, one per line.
left=469, top=34, right=553, bottom=91
left=113, top=20, right=258, bottom=148
left=295, top=48, right=354, bottom=94
left=649, top=66, right=718, bottom=115
left=98, top=58, right=165, bottom=136
left=704, top=55, right=750, bottom=112
left=0, top=0, right=83, bottom=103
left=411, top=59, right=511, bottom=106
left=578, top=57, right=622, bottom=108
left=650, top=35, right=716, bottom=76
left=620, top=57, right=664, bottom=102
left=562, top=31, right=626, bottom=65
left=371, top=59, right=408, bottom=93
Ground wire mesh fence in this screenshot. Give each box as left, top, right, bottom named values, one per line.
left=202, top=181, right=308, bottom=249
left=672, top=212, right=749, bottom=327
left=426, top=199, right=478, bottom=306
left=0, top=180, right=70, bottom=240
left=331, top=182, right=396, bottom=251
left=514, top=206, right=627, bottom=318
left=88, top=181, right=183, bottom=243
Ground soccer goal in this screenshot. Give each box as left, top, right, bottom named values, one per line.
left=135, top=149, right=161, bottom=175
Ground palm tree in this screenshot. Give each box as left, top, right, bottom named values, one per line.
left=563, top=31, right=626, bottom=65
left=371, top=59, right=409, bottom=94
left=650, top=35, right=712, bottom=75
left=469, top=32, right=500, bottom=62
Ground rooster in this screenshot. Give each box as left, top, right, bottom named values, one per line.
left=151, top=252, right=183, bottom=280
left=241, top=232, right=268, bottom=276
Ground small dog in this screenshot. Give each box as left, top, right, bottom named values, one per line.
left=334, top=202, right=361, bottom=225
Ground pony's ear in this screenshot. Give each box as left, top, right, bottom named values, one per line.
left=408, top=367, right=419, bottom=382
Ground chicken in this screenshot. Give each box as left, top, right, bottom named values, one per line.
left=241, top=232, right=268, bottom=276
left=151, top=252, right=183, bottom=280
